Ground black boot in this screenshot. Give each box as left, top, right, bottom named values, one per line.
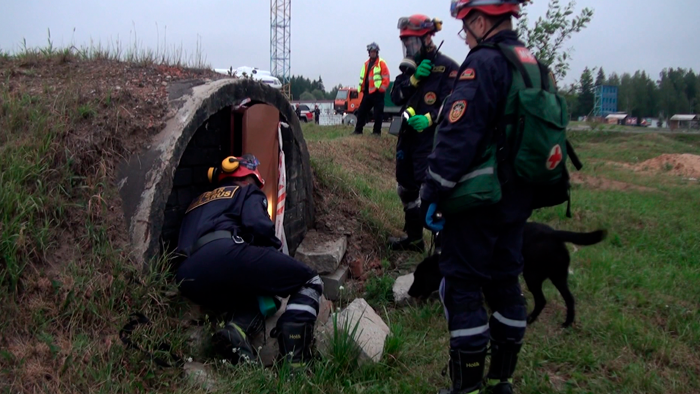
left=212, top=321, right=257, bottom=365
left=388, top=206, right=424, bottom=252
left=274, top=321, right=315, bottom=369
left=483, top=341, right=523, bottom=394
left=211, top=309, right=265, bottom=365
left=438, top=348, right=487, bottom=394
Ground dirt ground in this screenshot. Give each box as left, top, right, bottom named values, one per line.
left=570, top=173, right=656, bottom=192
left=633, top=153, right=700, bottom=178
left=311, top=177, right=384, bottom=282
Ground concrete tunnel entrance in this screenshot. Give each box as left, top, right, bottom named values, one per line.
left=117, top=78, right=315, bottom=265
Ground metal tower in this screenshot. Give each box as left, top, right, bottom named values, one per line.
left=270, top=0, right=291, bottom=99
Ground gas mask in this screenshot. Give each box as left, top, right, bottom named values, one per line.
left=399, top=36, right=424, bottom=73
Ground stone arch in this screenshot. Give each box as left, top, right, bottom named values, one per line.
left=117, top=78, right=314, bottom=265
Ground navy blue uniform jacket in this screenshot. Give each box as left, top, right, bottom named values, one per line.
left=177, top=181, right=281, bottom=255
left=421, top=30, right=533, bottom=221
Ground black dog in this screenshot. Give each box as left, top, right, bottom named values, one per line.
left=408, top=222, right=607, bottom=328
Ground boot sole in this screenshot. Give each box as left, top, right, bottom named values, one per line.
left=212, top=330, right=256, bottom=365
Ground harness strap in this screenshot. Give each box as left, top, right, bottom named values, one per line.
left=190, top=230, right=243, bottom=256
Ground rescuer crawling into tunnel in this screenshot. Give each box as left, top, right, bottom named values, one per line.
left=174, top=154, right=323, bottom=371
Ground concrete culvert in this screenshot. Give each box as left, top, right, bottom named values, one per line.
left=117, top=78, right=315, bottom=265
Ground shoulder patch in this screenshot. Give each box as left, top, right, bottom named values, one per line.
left=186, top=186, right=239, bottom=214
left=432, top=65, right=446, bottom=73
left=424, top=92, right=437, bottom=105
left=515, top=47, right=537, bottom=64
left=449, top=100, right=467, bottom=123
left=449, top=70, right=458, bottom=78
left=459, top=68, right=475, bottom=80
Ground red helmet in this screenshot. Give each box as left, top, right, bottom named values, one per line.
left=208, top=154, right=265, bottom=187
left=398, top=14, right=443, bottom=38
left=450, top=0, right=527, bottom=21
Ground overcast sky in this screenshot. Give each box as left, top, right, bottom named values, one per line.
left=1, top=0, right=698, bottom=90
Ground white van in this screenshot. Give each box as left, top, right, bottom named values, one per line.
left=214, top=66, right=282, bottom=89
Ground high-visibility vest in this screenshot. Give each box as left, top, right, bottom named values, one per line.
left=358, top=57, right=390, bottom=94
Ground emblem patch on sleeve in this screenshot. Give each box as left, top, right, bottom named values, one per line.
left=449, top=101, right=467, bottom=123
left=459, top=68, right=475, bottom=80
left=424, top=92, right=437, bottom=105
left=449, top=70, right=458, bottom=78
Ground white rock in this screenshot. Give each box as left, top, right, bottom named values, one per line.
left=250, top=297, right=287, bottom=367
left=316, top=298, right=390, bottom=365
left=183, top=362, right=216, bottom=392
left=294, top=231, right=348, bottom=274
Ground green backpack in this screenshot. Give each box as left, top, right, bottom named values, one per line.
left=439, top=43, right=582, bottom=217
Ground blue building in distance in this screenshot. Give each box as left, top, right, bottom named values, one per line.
left=594, top=85, right=618, bottom=117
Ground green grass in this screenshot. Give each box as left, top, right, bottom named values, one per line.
left=3, top=40, right=700, bottom=392
left=2, top=26, right=209, bottom=69
left=0, top=41, right=208, bottom=393
left=303, top=126, right=700, bottom=393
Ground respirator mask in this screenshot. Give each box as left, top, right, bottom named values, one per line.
left=399, top=36, right=423, bottom=73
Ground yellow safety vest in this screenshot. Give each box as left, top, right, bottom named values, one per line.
left=358, top=57, right=390, bottom=94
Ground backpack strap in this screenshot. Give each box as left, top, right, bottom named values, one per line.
left=567, top=140, right=583, bottom=171
left=496, top=43, right=533, bottom=88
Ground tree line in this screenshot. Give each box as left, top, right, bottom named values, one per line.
left=289, top=75, right=344, bottom=101
left=564, top=67, right=700, bottom=120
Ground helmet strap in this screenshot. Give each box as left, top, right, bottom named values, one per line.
left=471, top=14, right=510, bottom=44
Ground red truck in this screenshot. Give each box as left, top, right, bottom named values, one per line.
left=333, top=83, right=400, bottom=125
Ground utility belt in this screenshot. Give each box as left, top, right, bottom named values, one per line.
left=189, top=229, right=246, bottom=256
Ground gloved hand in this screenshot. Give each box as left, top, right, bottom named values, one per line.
left=408, top=114, right=431, bottom=132
left=424, top=202, right=445, bottom=233
left=415, top=59, right=433, bottom=80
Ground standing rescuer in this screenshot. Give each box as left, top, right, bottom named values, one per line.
left=418, top=0, right=569, bottom=393
left=388, top=14, right=458, bottom=252
left=353, top=42, right=391, bottom=136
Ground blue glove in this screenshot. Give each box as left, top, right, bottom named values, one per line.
left=425, top=202, right=445, bottom=232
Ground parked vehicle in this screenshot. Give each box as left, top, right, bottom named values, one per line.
left=214, top=66, right=282, bottom=89
left=295, top=104, right=314, bottom=122
left=333, top=82, right=401, bottom=125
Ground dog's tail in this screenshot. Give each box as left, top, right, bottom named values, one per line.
left=552, top=229, right=608, bottom=246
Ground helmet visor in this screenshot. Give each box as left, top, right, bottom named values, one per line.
left=401, top=36, right=423, bottom=59
left=397, top=16, right=434, bottom=31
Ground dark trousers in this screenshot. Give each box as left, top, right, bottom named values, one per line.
left=439, top=207, right=530, bottom=351
left=177, top=239, right=320, bottom=324
left=396, top=129, right=433, bottom=239
left=354, top=91, right=385, bottom=135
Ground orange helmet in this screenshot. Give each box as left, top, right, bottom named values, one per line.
left=208, top=154, right=265, bottom=187
left=398, top=14, right=443, bottom=38
left=450, top=0, right=527, bottom=21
